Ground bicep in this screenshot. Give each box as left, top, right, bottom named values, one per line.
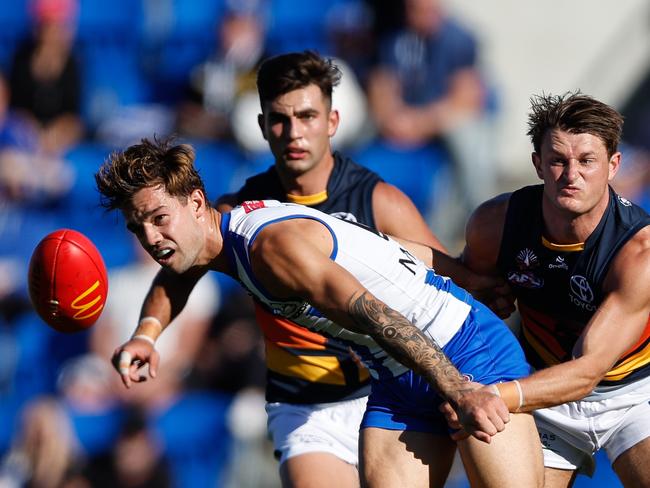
left=576, top=251, right=650, bottom=370
left=461, top=196, right=508, bottom=275
left=251, top=230, right=367, bottom=329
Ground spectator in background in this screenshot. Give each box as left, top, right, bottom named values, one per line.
left=367, top=0, right=496, bottom=245
left=82, top=407, right=172, bottom=488
left=0, top=71, right=74, bottom=205
left=8, top=0, right=84, bottom=156
left=0, top=397, right=79, bottom=488
left=176, top=9, right=266, bottom=143
left=611, top=143, right=650, bottom=213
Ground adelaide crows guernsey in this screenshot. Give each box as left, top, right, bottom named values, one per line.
left=221, top=200, right=472, bottom=381
left=497, top=185, right=650, bottom=389
left=233, top=154, right=380, bottom=403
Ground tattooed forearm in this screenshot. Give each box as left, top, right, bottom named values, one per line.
left=349, top=291, right=468, bottom=405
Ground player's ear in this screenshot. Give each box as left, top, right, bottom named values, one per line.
left=190, top=189, right=206, bottom=216
left=258, top=113, right=268, bottom=140
left=532, top=152, right=543, bottom=179
left=328, top=108, right=339, bottom=138
left=608, top=152, right=621, bottom=181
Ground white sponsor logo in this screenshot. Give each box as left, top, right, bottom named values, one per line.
left=548, top=255, right=568, bottom=270
left=569, top=275, right=596, bottom=311
left=617, top=195, right=632, bottom=207
left=330, top=212, right=358, bottom=222
left=516, top=248, right=539, bottom=269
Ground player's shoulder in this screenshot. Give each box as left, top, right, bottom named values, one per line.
left=333, top=152, right=382, bottom=184
left=235, top=165, right=282, bottom=201
left=616, top=225, right=650, bottom=263
left=372, top=180, right=408, bottom=204
left=463, top=193, right=511, bottom=249
left=607, top=225, right=650, bottom=287
left=468, top=192, right=512, bottom=226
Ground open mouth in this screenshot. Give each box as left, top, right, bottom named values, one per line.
left=153, top=248, right=175, bottom=263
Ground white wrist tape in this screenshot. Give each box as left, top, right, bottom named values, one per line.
left=132, top=334, right=156, bottom=346
left=513, top=379, right=524, bottom=411
left=138, top=316, right=163, bottom=329
left=118, top=351, right=132, bottom=375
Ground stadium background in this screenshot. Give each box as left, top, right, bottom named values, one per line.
left=0, top=0, right=649, bottom=486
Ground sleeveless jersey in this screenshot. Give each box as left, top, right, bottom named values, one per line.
left=221, top=200, right=472, bottom=381
left=497, top=185, right=650, bottom=389
left=233, top=154, right=381, bottom=403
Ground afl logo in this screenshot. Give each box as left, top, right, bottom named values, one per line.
left=570, top=275, right=593, bottom=303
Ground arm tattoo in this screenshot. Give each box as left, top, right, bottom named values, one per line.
left=349, top=291, right=468, bottom=405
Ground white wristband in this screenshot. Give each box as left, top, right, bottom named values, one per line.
left=132, top=334, right=156, bottom=346
left=513, top=379, right=524, bottom=411
left=139, top=316, right=163, bottom=329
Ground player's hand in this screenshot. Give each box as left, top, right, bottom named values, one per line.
left=111, top=338, right=160, bottom=389
left=451, top=384, right=510, bottom=443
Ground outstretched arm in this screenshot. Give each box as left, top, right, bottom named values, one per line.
left=449, top=227, right=650, bottom=413
left=250, top=218, right=509, bottom=442
left=508, top=230, right=650, bottom=410
left=111, top=267, right=205, bottom=388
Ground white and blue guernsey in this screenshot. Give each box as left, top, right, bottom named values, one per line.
left=221, top=200, right=531, bottom=432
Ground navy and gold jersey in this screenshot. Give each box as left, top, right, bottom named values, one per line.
left=233, top=152, right=381, bottom=403
left=497, top=185, right=650, bottom=387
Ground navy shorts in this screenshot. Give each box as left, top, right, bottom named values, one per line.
left=361, top=300, right=531, bottom=434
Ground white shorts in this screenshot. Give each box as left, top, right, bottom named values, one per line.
left=533, top=377, right=650, bottom=476
left=266, top=396, right=368, bottom=466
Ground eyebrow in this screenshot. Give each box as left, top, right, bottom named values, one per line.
left=547, top=149, right=597, bottom=158
left=268, top=107, right=319, bottom=118
left=126, top=205, right=165, bottom=228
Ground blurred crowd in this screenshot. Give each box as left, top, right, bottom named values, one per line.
left=0, top=0, right=649, bottom=487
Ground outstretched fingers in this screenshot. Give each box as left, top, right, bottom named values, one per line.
left=111, top=342, right=158, bottom=388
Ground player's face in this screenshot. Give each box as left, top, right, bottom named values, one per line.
left=122, top=186, right=205, bottom=274
left=259, top=84, right=339, bottom=176
left=532, top=129, right=620, bottom=217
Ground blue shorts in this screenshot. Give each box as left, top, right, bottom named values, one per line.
left=361, top=299, right=531, bottom=434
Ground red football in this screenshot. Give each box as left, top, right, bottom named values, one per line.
left=28, top=229, right=108, bottom=333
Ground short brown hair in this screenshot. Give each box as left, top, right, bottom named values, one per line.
left=527, top=92, right=624, bottom=157
left=257, top=50, right=341, bottom=109
left=95, top=137, right=206, bottom=211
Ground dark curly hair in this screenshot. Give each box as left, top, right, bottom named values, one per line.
left=95, top=137, right=206, bottom=211
left=527, top=91, right=624, bottom=157
left=257, top=50, right=341, bottom=110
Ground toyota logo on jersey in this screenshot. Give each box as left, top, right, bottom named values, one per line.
left=569, top=275, right=596, bottom=311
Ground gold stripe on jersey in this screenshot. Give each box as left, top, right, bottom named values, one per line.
left=541, top=236, right=584, bottom=252
left=521, top=323, right=562, bottom=366
left=266, top=340, right=356, bottom=385
left=286, top=190, right=328, bottom=206
left=604, top=335, right=650, bottom=382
